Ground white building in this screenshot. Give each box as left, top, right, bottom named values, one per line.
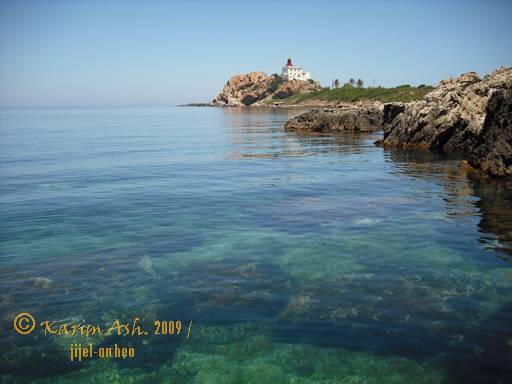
left=281, top=58, right=310, bottom=81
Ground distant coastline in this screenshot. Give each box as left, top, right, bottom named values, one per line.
left=187, top=58, right=434, bottom=108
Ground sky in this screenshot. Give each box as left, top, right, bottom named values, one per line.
left=0, top=0, right=511, bottom=106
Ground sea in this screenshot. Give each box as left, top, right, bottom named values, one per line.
left=1, top=106, right=511, bottom=383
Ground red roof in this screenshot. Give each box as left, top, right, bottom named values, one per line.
left=286, top=58, right=293, bottom=67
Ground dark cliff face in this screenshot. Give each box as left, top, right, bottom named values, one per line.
left=378, top=67, right=512, bottom=177
left=469, top=89, right=512, bottom=177
left=382, top=103, right=405, bottom=125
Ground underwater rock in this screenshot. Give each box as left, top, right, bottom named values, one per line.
left=353, top=218, right=382, bottom=225
left=170, top=323, right=445, bottom=384
left=278, top=272, right=496, bottom=357
left=446, top=301, right=512, bottom=383
left=0, top=333, right=79, bottom=379
left=165, top=259, right=294, bottom=322
left=138, top=255, right=156, bottom=275
left=31, top=277, right=54, bottom=289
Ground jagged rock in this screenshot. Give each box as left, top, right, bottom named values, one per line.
left=212, top=71, right=274, bottom=106
left=469, top=89, right=512, bottom=177
left=212, top=72, right=321, bottom=106
left=272, top=79, right=321, bottom=100
left=378, top=67, right=512, bottom=177
left=166, top=259, right=293, bottom=322
left=382, top=103, right=405, bottom=125
left=284, top=104, right=383, bottom=133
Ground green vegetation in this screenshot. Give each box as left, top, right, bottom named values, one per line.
left=266, top=73, right=284, bottom=94
left=280, top=83, right=435, bottom=104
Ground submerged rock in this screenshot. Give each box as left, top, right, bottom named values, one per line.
left=378, top=67, right=512, bottom=177
left=171, top=323, right=445, bottom=384
left=446, top=301, right=512, bottom=384
left=284, top=105, right=383, bottom=133
left=277, top=271, right=501, bottom=357
left=165, top=259, right=294, bottom=321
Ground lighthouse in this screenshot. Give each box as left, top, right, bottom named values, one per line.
left=281, top=58, right=311, bottom=81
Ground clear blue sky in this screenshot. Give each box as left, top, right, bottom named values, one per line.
left=1, top=0, right=511, bottom=106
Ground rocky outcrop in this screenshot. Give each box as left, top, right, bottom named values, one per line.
left=284, top=104, right=383, bottom=133
left=282, top=67, right=511, bottom=177
left=469, top=89, right=512, bottom=177
left=378, top=67, right=512, bottom=177
left=271, top=79, right=321, bottom=100
left=212, top=72, right=322, bottom=106
left=212, top=72, right=274, bottom=106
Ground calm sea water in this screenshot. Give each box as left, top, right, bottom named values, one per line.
left=1, top=106, right=511, bottom=383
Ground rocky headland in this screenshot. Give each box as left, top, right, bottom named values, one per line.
left=211, top=71, right=322, bottom=107
left=186, top=68, right=432, bottom=108
left=284, top=67, right=512, bottom=178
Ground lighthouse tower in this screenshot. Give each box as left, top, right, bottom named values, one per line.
left=281, top=58, right=310, bottom=81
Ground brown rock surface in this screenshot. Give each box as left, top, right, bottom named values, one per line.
left=284, top=104, right=383, bottom=133
left=212, top=71, right=273, bottom=106
left=212, top=72, right=322, bottom=106
left=272, top=79, right=321, bottom=100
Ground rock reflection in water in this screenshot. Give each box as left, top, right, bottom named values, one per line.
left=223, top=107, right=380, bottom=160
left=471, top=178, right=512, bottom=257
left=384, top=148, right=512, bottom=257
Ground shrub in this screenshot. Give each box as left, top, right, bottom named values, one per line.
left=266, top=74, right=284, bottom=94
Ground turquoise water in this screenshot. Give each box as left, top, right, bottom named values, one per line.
left=1, top=106, right=511, bottom=383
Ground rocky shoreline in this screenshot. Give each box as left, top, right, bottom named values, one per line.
left=182, top=101, right=345, bottom=109
left=284, top=67, right=512, bottom=178
left=284, top=103, right=383, bottom=133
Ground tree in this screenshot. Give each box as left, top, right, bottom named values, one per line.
left=356, top=79, right=364, bottom=88
left=333, top=79, right=340, bottom=89
left=349, top=78, right=355, bottom=87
